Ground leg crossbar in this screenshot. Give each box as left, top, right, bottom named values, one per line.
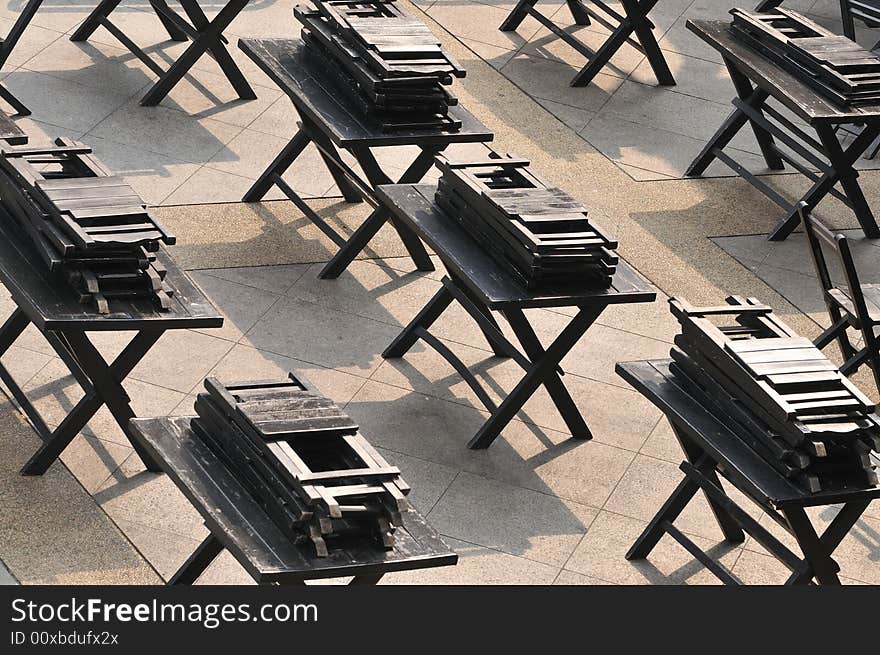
left=500, top=0, right=674, bottom=87
left=0, top=307, right=163, bottom=475
left=383, top=274, right=599, bottom=449
left=70, top=0, right=256, bottom=107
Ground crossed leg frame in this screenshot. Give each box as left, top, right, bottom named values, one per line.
left=627, top=422, right=871, bottom=585
left=168, top=530, right=384, bottom=585
left=243, top=116, right=437, bottom=280
left=0, top=308, right=162, bottom=475
left=70, top=0, right=256, bottom=107
left=500, top=0, right=674, bottom=87
left=687, top=58, right=880, bottom=240
left=383, top=275, right=598, bottom=449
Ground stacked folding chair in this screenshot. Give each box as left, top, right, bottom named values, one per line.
left=668, top=296, right=879, bottom=493
left=730, top=8, right=880, bottom=106
left=434, top=153, right=618, bottom=289
left=0, top=137, right=176, bottom=314
left=192, top=375, right=411, bottom=557
left=295, top=0, right=466, bottom=132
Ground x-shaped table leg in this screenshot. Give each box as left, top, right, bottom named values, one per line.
left=19, top=329, right=163, bottom=475
left=318, top=147, right=438, bottom=279
left=138, top=0, right=256, bottom=106
left=570, top=0, right=674, bottom=87
left=768, top=122, right=880, bottom=240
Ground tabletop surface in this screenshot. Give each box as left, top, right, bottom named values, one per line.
left=129, top=416, right=457, bottom=583
left=375, top=183, right=657, bottom=309
left=238, top=38, right=493, bottom=148
left=0, top=213, right=223, bottom=332
left=0, top=113, right=27, bottom=145
left=687, top=20, right=880, bottom=124
left=616, top=359, right=880, bottom=509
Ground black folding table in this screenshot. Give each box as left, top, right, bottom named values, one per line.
left=686, top=20, right=880, bottom=241
left=376, top=183, right=656, bottom=450
left=129, top=416, right=458, bottom=585
left=0, top=218, right=223, bottom=476
left=238, top=38, right=493, bottom=280
left=617, top=359, right=880, bottom=585
left=70, top=0, right=257, bottom=106
left=499, top=0, right=675, bottom=87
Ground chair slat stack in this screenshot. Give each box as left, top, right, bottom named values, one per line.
left=0, top=137, right=175, bottom=313
left=295, top=0, right=465, bottom=132
left=668, top=295, right=880, bottom=493
left=729, top=8, right=880, bottom=106
left=434, top=153, right=618, bottom=289
left=192, top=374, right=411, bottom=557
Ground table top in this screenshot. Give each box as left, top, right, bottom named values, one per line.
left=238, top=38, right=493, bottom=148
left=375, top=183, right=657, bottom=310
left=129, top=416, right=458, bottom=583
left=687, top=20, right=880, bottom=124
left=0, top=112, right=26, bottom=145
left=0, top=213, right=223, bottom=332
left=616, top=359, right=880, bottom=509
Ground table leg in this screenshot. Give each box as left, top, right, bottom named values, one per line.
left=627, top=473, right=702, bottom=559
left=782, top=506, right=842, bottom=585
left=348, top=574, right=383, bottom=584
left=70, top=0, right=123, bottom=41
left=20, top=330, right=162, bottom=475
left=383, top=286, right=454, bottom=358
left=140, top=0, right=255, bottom=106
left=727, top=62, right=784, bottom=170
left=769, top=122, right=880, bottom=240
left=243, top=130, right=312, bottom=202
left=502, top=307, right=591, bottom=438
left=468, top=305, right=603, bottom=449
left=500, top=0, right=540, bottom=31
left=305, top=121, right=364, bottom=204
left=566, top=0, right=591, bottom=25
left=319, top=148, right=438, bottom=279
left=168, top=533, right=224, bottom=585
left=149, top=0, right=190, bottom=41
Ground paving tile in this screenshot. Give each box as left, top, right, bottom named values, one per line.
left=189, top=549, right=255, bottom=585
left=0, top=345, right=53, bottom=396
left=426, top=1, right=552, bottom=50
left=287, top=260, right=441, bottom=328
left=7, top=1, right=91, bottom=34
left=553, top=569, right=610, bottom=584
left=628, top=48, right=732, bottom=104
left=345, top=380, right=636, bottom=508
left=87, top=98, right=244, bottom=164
left=205, top=342, right=368, bottom=406
left=0, top=406, right=158, bottom=584
left=501, top=53, right=623, bottom=112
left=639, top=417, right=683, bottom=464
left=113, top=518, right=204, bottom=582
left=534, top=96, right=594, bottom=132
left=187, top=271, right=281, bottom=341
left=373, top=448, right=458, bottom=514
left=381, top=537, right=559, bottom=584
left=244, top=296, right=400, bottom=378
left=522, top=25, right=646, bottom=81
left=2, top=69, right=130, bottom=133
left=565, top=511, right=742, bottom=584
left=0, top=559, right=17, bottom=585
left=427, top=471, right=599, bottom=565
left=127, top=330, right=233, bottom=393
left=0, top=17, right=65, bottom=68
left=20, top=36, right=157, bottom=97
left=193, top=263, right=310, bottom=294
left=246, top=93, right=300, bottom=139
left=59, top=434, right=133, bottom=494
left=79, top=134, right=201, bottom=206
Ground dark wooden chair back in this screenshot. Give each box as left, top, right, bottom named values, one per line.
left=840, top=0, right=880, bottom=40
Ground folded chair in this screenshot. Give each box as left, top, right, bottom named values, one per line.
left=800, top=202, right=880, bottom=395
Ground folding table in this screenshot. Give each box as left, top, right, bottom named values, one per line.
left=238, top=38, right=493, bottom=280
left=499, top=0, right=675, bottom=87
left=0, top=218, right=223, bottom=476
left=129, top=416, right=458, bottom=585
left=376, top=184, right=656, bottom=450
left=0, top=0, right=43, bottom=116
left=70, top=0, right=257, bottom=106
left=686, top=20, right=880, bottom=241
left=617, top=359, right=880, bottom=585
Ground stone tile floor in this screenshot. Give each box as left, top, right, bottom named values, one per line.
left=0, top=0, right=879, bottom=585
